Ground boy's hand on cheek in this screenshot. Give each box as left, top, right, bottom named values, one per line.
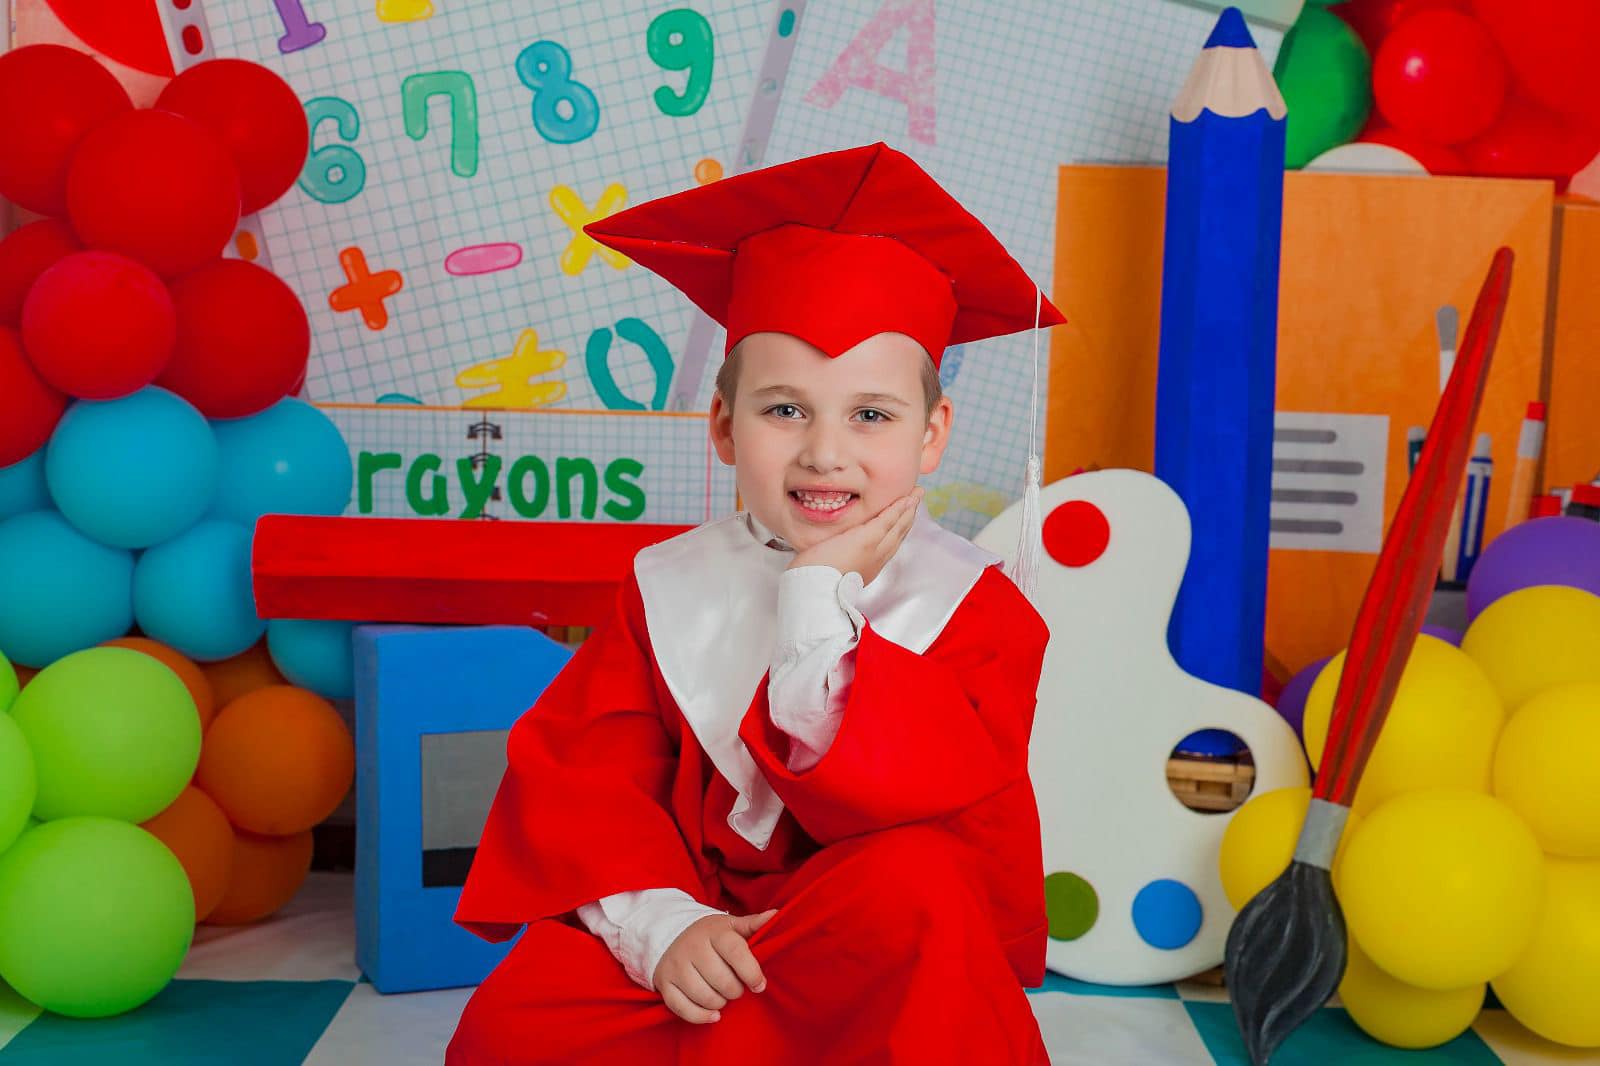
left=787, top=488, right=923, bottom=586
left=653, top=909, right=777, bottom=1024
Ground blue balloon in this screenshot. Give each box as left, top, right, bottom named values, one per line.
left=266, top=620, right=354, bottom=700
left=211, top=399, right=352, bottom=527
left=133, top=520, right=263, bottom=662
left=46, top=388, right=217, bottom=549
left=0, top=511, right=133, bottom=667
left=0, top=449, right=49, bottom=521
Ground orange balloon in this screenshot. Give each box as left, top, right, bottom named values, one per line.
left=141, top=785, right=236, bottom=921
left=196, top=685, right=354, bottom=836
left=200, top=639, right=286, bottom=708
left=106, top=636, right=216, bottom=732
left=204, top=828, right=313, bottom=926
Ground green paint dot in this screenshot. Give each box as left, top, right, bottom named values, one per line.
left=1045, top=871, right=1098, bottom=941
left=778, top=9, right=796, bottom=36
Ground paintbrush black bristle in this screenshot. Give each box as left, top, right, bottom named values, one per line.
left=1224, top=861, right=1347, bottom=1066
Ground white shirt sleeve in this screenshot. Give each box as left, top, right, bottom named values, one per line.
left=575, top=888, right=727, bottom=990
left=766, top=564, right=865, bottom=772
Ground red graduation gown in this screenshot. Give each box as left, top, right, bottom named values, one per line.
left=449, top=562, right=1051, bottom=1065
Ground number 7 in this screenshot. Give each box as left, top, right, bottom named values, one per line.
left=401, top=71, right=479, bottom=178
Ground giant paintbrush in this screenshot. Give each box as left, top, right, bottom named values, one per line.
left=1224, top=247, right=1515, bottom=1065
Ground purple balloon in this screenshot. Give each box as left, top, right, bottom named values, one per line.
left=1276, top=655, right=1332, bottom=739
left=1466, top=517, right=1600, bottom=621
left=1421, top=623, right=1462, bottom=646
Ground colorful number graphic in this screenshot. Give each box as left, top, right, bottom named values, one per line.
left=402, top=71, right=479, bottom=178
left=585, top=318, right=673, bottom=411
left=648, top=9, right=714, bottom=117
left=515, top=41, right=601, bottom=144
left=300, top=97, right=367, bottom=204
left=271, top=0, right=328, bottom=53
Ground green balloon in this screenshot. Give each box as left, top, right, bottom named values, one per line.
left=1273, top=6, right=1373, bottom=169
left=10, top=647, right=200, bottom=822
left=0, top=817, right=193, bottom=1017
left=0, top=648, right=17, bottom=713
left=0, top=712, right=34, bottom=854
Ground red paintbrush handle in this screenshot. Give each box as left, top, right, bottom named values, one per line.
left=1315, top=248, right=1514, bottom=806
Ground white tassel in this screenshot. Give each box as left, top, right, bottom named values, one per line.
left=1006, top=288, right=1046, bottom=606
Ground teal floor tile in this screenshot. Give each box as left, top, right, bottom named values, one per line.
left=0, top=979, right=355, bottom=1065
left=1185, top=1000, right=1502, bottom=1065
left=1028, top=972, right=1181, bottom=999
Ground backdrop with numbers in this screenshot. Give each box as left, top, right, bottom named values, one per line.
left=195, top=0, right=1290, bottom=533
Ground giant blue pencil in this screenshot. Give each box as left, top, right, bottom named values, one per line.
left=1155, top=7, right=1285, bottom=752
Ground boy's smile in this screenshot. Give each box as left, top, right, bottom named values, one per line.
left=709, top=330, right=953, bottom=554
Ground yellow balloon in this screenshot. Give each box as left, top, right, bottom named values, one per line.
left=1340, top=789, right=1544, bottom=990
left=1493, top=857, right=1600, bottom=1048
left=1303, top=636, right=1503, bottom=813
left=1494, top=683, right=1600, bottom=858
left=1218, top=786, right=1360, bottom=910
left=1339, top=939, right=1484, bottom=1050
left=1462, top=585, right=1600, bottom=711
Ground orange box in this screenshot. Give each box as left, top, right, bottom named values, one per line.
left=1049, top=166, right=1553, bottom=673
left=1544, top=199, right=1600, bottom=494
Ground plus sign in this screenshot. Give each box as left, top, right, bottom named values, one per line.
left=329, top=246, right=404, bottom=330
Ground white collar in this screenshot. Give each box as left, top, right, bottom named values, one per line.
left=633, top=506, right=999, bottom=849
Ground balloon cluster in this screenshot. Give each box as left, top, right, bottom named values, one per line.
left=1223, top=517, right=1600, bottom=1052
left=0, top=641, right=354, bottom=1018
left=1275, top=0, right=1600, bottom=186
left=0, top=45, right=312, bottom=465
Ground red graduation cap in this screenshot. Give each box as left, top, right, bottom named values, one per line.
left=583, top=142, right=1064, bottom=366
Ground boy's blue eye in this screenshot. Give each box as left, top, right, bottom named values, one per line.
left=765, top=403, right=802, bottom=419
left=856, top=408, right=889, bottom=423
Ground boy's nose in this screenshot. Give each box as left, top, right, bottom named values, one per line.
left=797, top=424, right=847, bottom=473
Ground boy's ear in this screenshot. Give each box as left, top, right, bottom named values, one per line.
left=708, top=391, right=737, bottom=466
left=919, top=396, right=954, bottom=475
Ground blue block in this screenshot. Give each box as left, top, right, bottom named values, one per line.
left=353, top=624, right=572, bottom=994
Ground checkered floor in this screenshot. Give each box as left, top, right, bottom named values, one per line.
left=0, top=874, right=1582, bottom=1064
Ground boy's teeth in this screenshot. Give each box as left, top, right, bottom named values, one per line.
left=795, top=491, right=852, bottom=510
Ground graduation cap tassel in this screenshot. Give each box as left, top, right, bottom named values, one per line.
left=1008, top=289, right=1046, bottom=605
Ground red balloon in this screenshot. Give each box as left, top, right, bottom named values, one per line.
left=156, top=60, right=310, bottom=215
left=65, top=110, right=241, bottom=277
left=0, top=327, right=67, bottom=467
left=1373, top=10, right=1508, bottom=145
left=41, top=0, right=174, bottom=77
left=0, top=220, right=81, bottom=327
left=1459, top=96, right=1600, bottom=189
left=1357, top=122, right=1466, bottom=174
left=1472, top=0, right=1600, bottom=129
left=158, top=259, right=311, bottom=419
left=20, top=251, right=176, bottom=401
left=1335, top=0, right=1468, bottom=57
left=0, top=45, right=131, bottom=216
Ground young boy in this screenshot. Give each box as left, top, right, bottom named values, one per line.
left=449, top=142, right=1066, bottom=1064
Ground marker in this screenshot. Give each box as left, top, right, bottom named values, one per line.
left=1568, top=484, right=1600, bottom=523
left=1502, top=401, right=1546, bottom=530
left=1456, top=432, right=1493, bottom=581
left=1529, top=494, right=1563, bottom=519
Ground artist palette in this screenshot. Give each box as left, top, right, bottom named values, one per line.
left=976, top=469, right=1308, bottom=985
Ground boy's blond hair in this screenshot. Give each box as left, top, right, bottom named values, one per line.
left=715, top=340, right=944, bottom=418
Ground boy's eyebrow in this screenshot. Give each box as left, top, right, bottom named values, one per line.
left=748, top=385, right=912, bottom=409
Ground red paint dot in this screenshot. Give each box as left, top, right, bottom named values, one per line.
left=181, top=24, right=204, bottom=55
left=1043, top=500, right=1110, bottom=567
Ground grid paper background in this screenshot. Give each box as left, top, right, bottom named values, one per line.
left=200, top=1, right=1281, bottom=532
left=754, top=0, right=1284, bottom=535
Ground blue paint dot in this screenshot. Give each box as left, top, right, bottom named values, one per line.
left=778, top=9, right=796, bottom=36
left=1132, top=879, right=1203, bottom=950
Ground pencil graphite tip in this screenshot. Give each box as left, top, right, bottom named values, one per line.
left=1205, top=7, right=1255, bottom=50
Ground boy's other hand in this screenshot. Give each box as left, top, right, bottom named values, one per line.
left=787, top=488, right=923, bottom=586
left=654, top=908, right=777, bottom=1024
